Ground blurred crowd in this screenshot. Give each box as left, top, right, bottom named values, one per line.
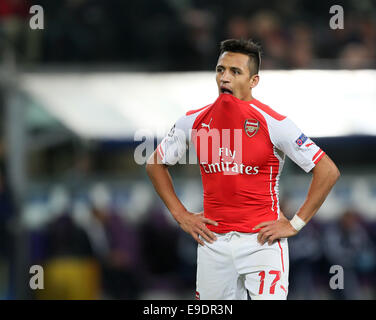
left=22, top=183, right=197, bottom=300
left=287, top=207, right=376, bottom=300
left=0, top=0, right=375, bottom=69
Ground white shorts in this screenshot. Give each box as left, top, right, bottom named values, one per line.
left=196, top=231, right=289, bottom=300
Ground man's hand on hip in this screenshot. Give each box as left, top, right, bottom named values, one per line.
left=253, top=211, right=298, bottom=245
left=176, top=211, right=218, bottom=246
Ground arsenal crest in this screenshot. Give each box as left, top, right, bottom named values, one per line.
left=244, top=119, right=259, bottom=138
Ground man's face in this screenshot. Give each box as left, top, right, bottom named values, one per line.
left=216, top=51, right=259, bottom=101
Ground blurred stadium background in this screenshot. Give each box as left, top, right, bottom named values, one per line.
left=0, top=0, right=375, bottom=300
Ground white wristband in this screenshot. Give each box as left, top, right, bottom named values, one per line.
left=290, top=215, right=306, bottom=232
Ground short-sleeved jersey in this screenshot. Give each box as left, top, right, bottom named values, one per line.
left=157, top=93, right=325, bottom=233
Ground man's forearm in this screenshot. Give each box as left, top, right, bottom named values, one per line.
left=294, top=154, right=340, bottom=224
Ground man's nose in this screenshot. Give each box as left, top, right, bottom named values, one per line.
left=220, top=70, right=231, bottom=82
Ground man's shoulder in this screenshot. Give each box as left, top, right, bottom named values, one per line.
left=250, top=98, right=286, bottom=121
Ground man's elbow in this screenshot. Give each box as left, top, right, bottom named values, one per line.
left=315, top=155, right=340, bottom=185
left=330, top=164, right=341, bottom=185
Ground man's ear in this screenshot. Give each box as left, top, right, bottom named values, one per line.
left=250, top=74, right=259, bottom=89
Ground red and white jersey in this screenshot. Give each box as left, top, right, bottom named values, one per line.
left=157, top=93, right=325, bottom=233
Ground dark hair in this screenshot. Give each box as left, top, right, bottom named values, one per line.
left=219, top=39, right=262, bottom=75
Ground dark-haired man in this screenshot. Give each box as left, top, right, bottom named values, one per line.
left=146, top=39, right=340, bottom=300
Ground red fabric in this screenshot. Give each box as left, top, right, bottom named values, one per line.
left=188, top=94, right=284, bottom=233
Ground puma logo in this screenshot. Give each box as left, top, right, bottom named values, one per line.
left=201, top=118, right=213, bottom=130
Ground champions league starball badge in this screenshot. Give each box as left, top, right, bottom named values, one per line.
left=244, top=119, right=259, bottom=138
left=295, top=133, right=308, bottom=147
